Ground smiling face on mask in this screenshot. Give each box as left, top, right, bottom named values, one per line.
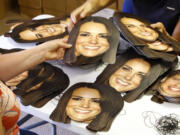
left=19, top=23, right=66, bottom=40
left=75, top=22, right=110, bottom=57
left=109, top=58, right=151, bottom=92
left=159, top=73, right=180, bottom=98
left=121, top=17, right=159, bottom=42
left=66, top=87, right=101, bottom=123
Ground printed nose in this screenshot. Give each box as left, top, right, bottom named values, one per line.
left=124, top=73, right=135, bottom=81
left=90, top=35, right=98, bottom=44
left=81, top=100, right=90, bottom=108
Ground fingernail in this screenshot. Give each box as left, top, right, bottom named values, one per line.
left=71, top=16, right=76, bottom=24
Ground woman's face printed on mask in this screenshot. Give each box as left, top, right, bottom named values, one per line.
left=19, top=19, right=69, bottom=40
left=121, top=17, right=159, bottom=42
left=159, top=73, right=180, bottom=97
left=146, top=40, right=173, bottom=52
left=109, top=58, right=151, bottom=92
left=66, top=87, right=101, bottom=123
left=75, top=22, right=110, bottom=57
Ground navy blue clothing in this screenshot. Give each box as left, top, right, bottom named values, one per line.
left=122, top=0, right=180, bottom=35
left=20, top=129, right=38, bottom=135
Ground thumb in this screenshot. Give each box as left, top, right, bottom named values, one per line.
left=67, top=20, right=74, bottom=32
left=52, top=39, right=72, bottom=48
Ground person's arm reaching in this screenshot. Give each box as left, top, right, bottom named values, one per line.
left=70, top=0, right=115, bottom=23
left=151, top=22, right=180, bottom=41
left=172, top=16, right=180, bottom=41
left=0, top=38, right=71, bottom=81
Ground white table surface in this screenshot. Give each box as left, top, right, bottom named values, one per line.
left=0, top=9, right=180, bottom=135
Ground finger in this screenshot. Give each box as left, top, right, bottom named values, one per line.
left=68, top=20, right=74, bottom=32
left=70, top=11, right=78, bottom=24
left=6, top=81, right=20, bottom=87
left=70, top=5, right=84, bottom=23
left=57, top=48, right=65, bottom=59
left=57, top=41, right=72, bottom=48
left=62, top=35, right=69, bottom=42
left=150, top=22, right=164, bottom=29
left=48, top=39, right=72, bottom=48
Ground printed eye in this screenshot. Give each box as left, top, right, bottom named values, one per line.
left=121, top=66, right=131, bottom=72
left=35, top=34, right=43, bottom=38
left=137, top=73, right=146, bottom=78
left=79, top=32, right=90, bottom=37
left=98, top=34, right=109, bottom=39
left=127, top=24, right=135, bottom=28
left=92, top=98, right=101, bottom=103
left=72, top=97, right=82, bottom=101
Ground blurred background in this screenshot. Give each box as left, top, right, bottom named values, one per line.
left=0, top=0, right=123, bottom=35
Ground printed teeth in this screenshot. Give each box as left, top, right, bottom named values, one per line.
left=169, top=87, right=180, bottom=92
left=141, top=32, right=151, bottom=36
left=83, top=45, right=100, bottom=50
left=74, top=108, right=91, bottom=113
left=47, top=28, right=55, bottom=32
left=116, top=78, right=129, bottom=86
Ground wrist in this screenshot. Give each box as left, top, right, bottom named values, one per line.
left=28, top=46, right=47, bottom=63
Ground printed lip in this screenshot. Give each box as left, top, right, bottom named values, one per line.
left=82, top=45, right=101, bottom=50
left=168, top=86, right=180, bottom=92
left=47, top=27, right=55, bottom=33
left=74, top=108, right=91, bottom=114
left=139, top=32, right=152, bottom=36
left=115, top=78, right=129, bottom=86
left=149, top=41, right=162, bottom=46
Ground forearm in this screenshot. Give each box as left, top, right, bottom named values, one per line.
left=0, top=47, right=46, bottom=81
left=89, top=0, right=116, bottom=9
left=172, top=17, right=180, bottom=41
left=0, top=38, right=71, bottom=81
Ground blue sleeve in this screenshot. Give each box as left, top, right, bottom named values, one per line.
left=122, top=0, right=133, bottom=13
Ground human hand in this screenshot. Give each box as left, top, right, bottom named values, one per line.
left=151, top=22, right=176, bottom=40
left=68, top=1, right=93, bottom=32
left=38, top=38, right=72, bottom=60
left=150, top=22, right=167, bottom=33
left=69, top=0, right=102, bottom=31
left=71, top=1, right=95, bottom=23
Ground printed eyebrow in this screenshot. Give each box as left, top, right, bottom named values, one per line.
left=92, top=98, right=101, bottom=100
left=80, top=31, right=109, bottom=35
left=123, top=65, right=132, bottom=70
left=72, top=95, right=100, bottom=100
left=123, top=65, right=147, bottom=76
left=98, top=33, right=109, bottom=36
left=72, top=95, right=82, bottom=98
